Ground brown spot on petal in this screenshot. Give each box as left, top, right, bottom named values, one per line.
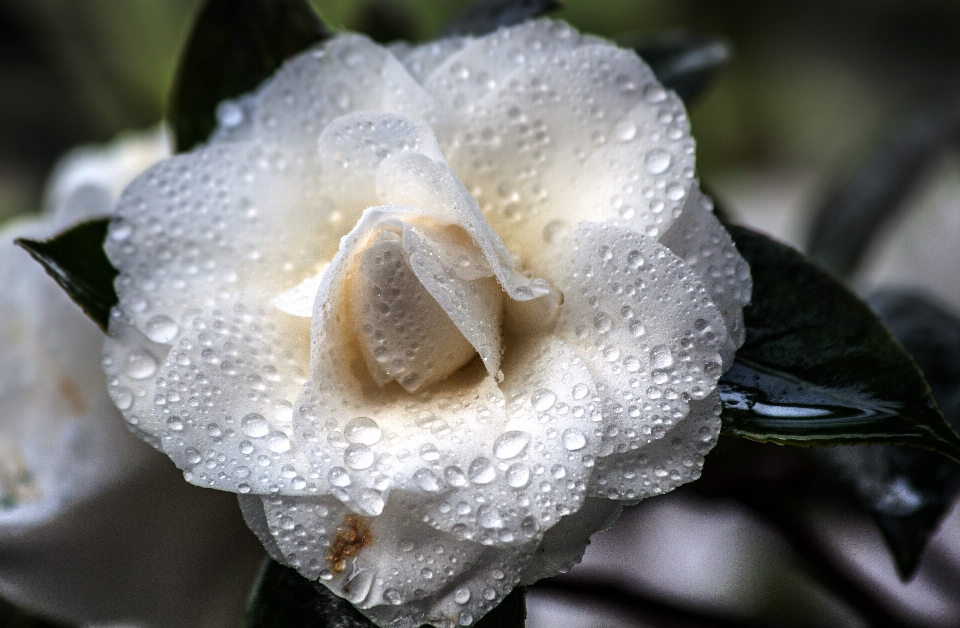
left=328, top=513, right=373, bottom=574
left=56, top=375, right=87, bottom=416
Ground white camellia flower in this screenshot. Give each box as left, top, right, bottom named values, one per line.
left=102, top=20, right=751, bottom=628
left=0, top=128, right=264, bottom=628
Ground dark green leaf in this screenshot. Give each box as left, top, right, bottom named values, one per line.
left=632, top=31, right=731, bottom=106
left=354, top=0, right=420, bottom=43
left=15, top=219, right=117, bottom=333
left=718, top=226, right=960, bottom=462
left=246, top=558, right=526, bottom=628
left=818, top=289, right=960, bottom=580
left=806, top=96, right=960, bottom=278
left=442, top=0, right=561, bottom=37
left=169, top=0, right=330, bottom=153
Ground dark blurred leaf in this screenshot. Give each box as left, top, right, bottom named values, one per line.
left=633, top=31, right=731, bottom=106
left=0, top=597, right=75, bottom=628
left=718, top=226, right=960, bottom=462
left=15, top=218, right=117, bottom=333
left=818, top=289, right=960, bottom=580
left=169, top=0, right=330, bottom=152
left=807, top=96, right=960, bottom=278
left=355, top=0, right=419, bottom=43
left=442, top=0, right=561, bottom=37
left=247, top=558, right=526, bottom=628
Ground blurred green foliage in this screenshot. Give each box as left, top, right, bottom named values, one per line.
left=3, top=0, right=960, bottom=221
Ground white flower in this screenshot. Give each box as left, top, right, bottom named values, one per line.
left=0, top=128, right=263, bottom=628
left=102, top=21, right=751, bottom=628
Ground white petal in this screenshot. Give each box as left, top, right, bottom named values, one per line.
left=391, top=37, right=469, bottom=84
left=517, top=496, right=623, bottom=585
left=250, top=35, right=438, bottom=149
left=555, top=222, right=726, bottom=458
left=421, top=335, right=602, bottom=546
left=437, top=40, right=694, bottom=282
left=589, top=392, right=721, bottom=500
left=660, top=189, right=752, bottom=367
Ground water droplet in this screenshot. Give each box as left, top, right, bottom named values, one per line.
left=345, top=443, right=374, bottom=469
left=615, top=119, right=637, bottom=141
left=145, top=315, right=179, bottom=343
left=329, top=466, right=351, bottom=487
left=593, top=313, right=612, bottom=333
left=385, top=589, right=403, bottom=605
left=645, top=149, right=672, bottom=174
left=415, top=468, right=442, bottom=492
left=506, top=463, right=531, bottom=488
left=445, top=466, right=467, bottom=487
left=643, top=84, right=667, bottom=103
left=113, top=387, right=133, bottom=410
left=358, top=489, right=385, bottom=515
left=477, top=505, right=503, bottom=529
left=241, top=413, right=269, bottom=438
left=420, top=443, right=440, bottom=461
left=108, top=218, right=133, bottom=241
left=666, top=182, right=687, bottom=201
left=563, top=429, right=586, bottom=451
left=454, top=587, right=471, bottom=605
left=166, top=416, right=184, bottom=431
left=125, top=350, right=157, bottom=379
left=344, top=417, right=382, bottom=445
left=267, top=431, right=291, bottom=453
left=494, top=431, right=530, bottom=459
left=185, top=448, right=202, bottom=464
left=469, top=457, right=496, bottom=484
left=531, top=388, right=556, bottom=412
left=651, top=345, right=674, bottom=368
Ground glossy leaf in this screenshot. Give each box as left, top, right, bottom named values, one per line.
left=442, top=0, right=561, bottom=37
left=169, top=0, right=329, bottom=153
left=718, top=226, right=960, bottom=463
left=633, top=31, right=731, bottom=106
left=806, top=96, right=960, bottom=278
left=818, top=289, right=960, bottom=579
left=15, top=219, right=117, bottom=333
left=246, top=558, right=526, bottom=628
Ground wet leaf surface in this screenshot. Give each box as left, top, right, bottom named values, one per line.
left=719, top=226, right=960, bottom=462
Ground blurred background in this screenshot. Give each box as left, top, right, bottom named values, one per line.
left=3, top=0, right=960, bottom=626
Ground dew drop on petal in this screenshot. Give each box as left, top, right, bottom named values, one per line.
left=345, top=444, right=374, bottom=470
left=531, top=388, right=556, bottom=412
left=506, top=463, right=531, bottom=488
left=494, top=431, right=530, bottom=459
left=414, top=468, right=442, bottom=492
left=145, top=315, right=179, bottom=343
left=329, top=466, right=351, bottom=487
left=645, top=149, right=672, bottom=174
left=454, top=587, right=471, bottom=605
left=344, top=417, right=382, bottom=445
left=563, top=429, right=586, bottom=451
left=241, top=413, right=269, bottom=438
left=469, top=457, right=496, bottom=484
left=125, top=350, right=157, bottom=379
left=267, top=431, right=291, bottom=453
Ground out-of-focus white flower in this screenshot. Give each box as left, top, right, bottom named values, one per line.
left=0, top=127, right=264, bottom=628
left=102, top=21, right=751, bottom=628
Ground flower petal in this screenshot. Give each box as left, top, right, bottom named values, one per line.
left=661, top=189, right=752, bottom=366
left=589, top=392, right=721, bottom=500
left=421, top=334, right=602, bottom=546
left=555, top=222, right=726, bottom=459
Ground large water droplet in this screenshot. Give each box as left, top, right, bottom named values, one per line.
left=650, top=345, right=674, bottom=368
left=531, top=388, right=556, bottom=412
left=358, top=489, right=385, bottom=515
left=145, top=315, right=179, bottom=343
left=344, top=417, right=382, bottom=445
left=494, top=431, right=530, bottom=459
left=615, top=119, right=637, bottom=141
left=454, top=587, right=471, bottom=605
left=563, top=429, right=586, bottom=451
left=445, top=466, right=467, bottom=487
left=241, top=413, right=269, bottom=438
left=414, top=468, right=442, bottom=492
left=420, top=443, right=440, bottom=461
left=477, top=505, right=503, bottom=529
left=645, top=149, right=672, bottom=174
left=125, top=350, right=157, bottom=379
left=469, top=457, right=496, bottom=484
left=329, top=466, right=351, bottom=487
left=267, top=431, right=291, bottom=453
left=345, top=443, right=374, bottom=469
left=506, top=463, right=531, bottom=488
